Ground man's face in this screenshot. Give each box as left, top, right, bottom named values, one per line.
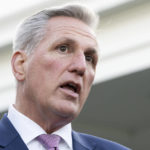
left=23, top=16, right=98, bottom=122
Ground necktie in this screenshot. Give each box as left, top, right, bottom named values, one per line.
left=37, top=134, right=61, bottom=150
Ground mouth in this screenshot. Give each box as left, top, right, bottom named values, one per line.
left=60, top=81, right=81, bottom=94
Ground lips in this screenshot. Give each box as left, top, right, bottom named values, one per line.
left=60, top=81, right=81, bottom=94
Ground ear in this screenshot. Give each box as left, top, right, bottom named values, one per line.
left=11, top=51, right=27, bottom=81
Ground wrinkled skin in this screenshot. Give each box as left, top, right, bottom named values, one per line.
left=12, top=16, right=99, bottom=133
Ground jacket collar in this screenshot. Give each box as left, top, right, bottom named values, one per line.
left=72, top=131, right=96, bottom=150
left=0, top=114, right=28, bottom=150
left=0, top=114, right=96, bottom=150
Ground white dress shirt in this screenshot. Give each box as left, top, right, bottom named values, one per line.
left=7, top=105, right=73, bottom=150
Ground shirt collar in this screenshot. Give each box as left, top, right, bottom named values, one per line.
left=53, top=122, right=72, bottom=149
left=7, top=105, right=72, bottom=149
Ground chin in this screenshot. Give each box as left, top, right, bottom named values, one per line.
left=55, top=105, right=80, bottom=120
left=50, top=98, right=82, bottom=121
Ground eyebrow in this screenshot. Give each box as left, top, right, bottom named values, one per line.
left=54, top=38, right=77, bottom=46
left=55, top=37, right=98, bottom=51
left=85, top=48, right=98, bottom=55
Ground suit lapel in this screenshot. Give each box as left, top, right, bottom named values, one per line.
left=72, top=131, right=96, bottom=150
left=0, top=115, right=97, bottom=150
left=0, top=114, right=28, bottom=150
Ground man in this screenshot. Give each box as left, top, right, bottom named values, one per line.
left=0, top=3, right=130, bottom=150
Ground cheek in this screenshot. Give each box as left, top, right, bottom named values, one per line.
left=86, top=70, right=95, bottom=87
left=42, top=54, right=65, bottom=73
left=83, top=71, right=95, bottom=97
left=81, top=71, right=95, bottom=103
left=44, top=61, right=65, bottom=81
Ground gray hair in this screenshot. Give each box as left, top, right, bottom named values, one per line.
left=13, top=3, right=99, bottom=54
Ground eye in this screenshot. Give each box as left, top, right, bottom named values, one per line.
left=85, top=55, right=94, bottom=63
left=58, top=45, right=69, bottom=53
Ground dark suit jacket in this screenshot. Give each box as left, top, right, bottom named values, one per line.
left=0, top=114, right=130, bottom=150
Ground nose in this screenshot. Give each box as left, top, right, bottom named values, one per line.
left=68, top=53, right=86, bottom=76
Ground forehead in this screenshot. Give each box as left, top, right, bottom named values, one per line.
left=45, top=16, right=98, bottom=47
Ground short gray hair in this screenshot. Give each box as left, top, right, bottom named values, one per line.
left=13, top=3, right=99, bottom=54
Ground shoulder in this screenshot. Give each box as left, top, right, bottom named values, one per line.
left=72, top=131, right=131, bottom=150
